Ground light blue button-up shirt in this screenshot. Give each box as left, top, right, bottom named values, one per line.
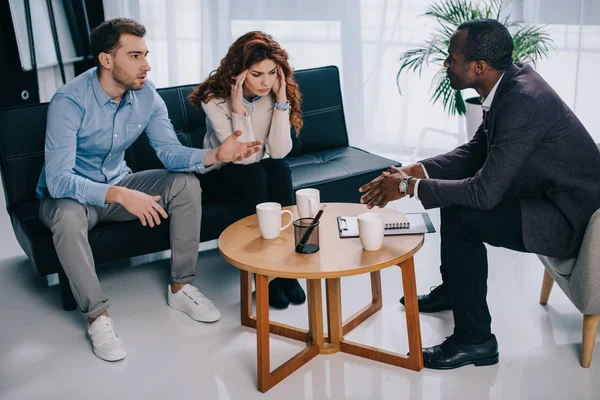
left=36, top=68, right=209, bottom=207
left=242, top=95, right=261, bottom=112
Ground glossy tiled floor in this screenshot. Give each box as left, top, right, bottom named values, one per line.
left=0, top=188, right=598, bottom=400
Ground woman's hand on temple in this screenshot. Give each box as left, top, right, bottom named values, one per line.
left=231, top=70, right=248, bottom=115
left=273, top=66, right=287, bottom=105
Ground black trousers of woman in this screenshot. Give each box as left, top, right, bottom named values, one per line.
left=198, top=157, right=294, bottom=215
left=198, top=157, right=304, bottom=308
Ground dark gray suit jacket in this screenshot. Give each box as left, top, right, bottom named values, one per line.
left=418, top=63, right=600, bottom=258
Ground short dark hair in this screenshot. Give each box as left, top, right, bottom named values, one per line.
left=90, top=18, right=146, bottom=67
left=457, top=18, right=514, bottom=70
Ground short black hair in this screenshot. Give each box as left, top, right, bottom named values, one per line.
left=90, top=18, right=146, bottom=67
left=457, top=18, right=514, bottom=70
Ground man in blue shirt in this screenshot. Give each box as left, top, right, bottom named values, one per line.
left=36, top=18, right=262, bottom=362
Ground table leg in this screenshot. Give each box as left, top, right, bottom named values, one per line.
left=400, top=257, right=424, bottom=370
left=324, top=271, right=383, bottom=352
left=342, top=271, right=383, bottom=335
left=307, top=279, right=325, bottom=347
left=255, top=274, right=271, bottom=392
left=325, top=278, right=343, bottom=353
left=240, top=270, right=309, bottom=342
left=254, top=274, right=322, bottom=393
left=337, top=257, right=424, bottom=371
left=240, top=270, right=253, bottom=327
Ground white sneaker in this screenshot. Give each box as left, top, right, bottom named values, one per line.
left=167, top=284, right=221, bottom=322
left=87, top=315, right=126, bottom=362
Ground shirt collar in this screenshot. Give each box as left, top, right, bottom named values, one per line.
left=123, top=91, right=133, bottom=105
left=91, top=67, right=134, bottom=106
left=242, top=95, right=261, bottom=107
left=91, top=68, right=112, bottom=106
left=481, top=71, right=505, bottom=112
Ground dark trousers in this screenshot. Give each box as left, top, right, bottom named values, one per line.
left=439, top=198, right=527, bottom=344
left=198, top=157, right=294, bottom=217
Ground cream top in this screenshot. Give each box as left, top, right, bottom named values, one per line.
left=201, top=95, right=293, bottom=168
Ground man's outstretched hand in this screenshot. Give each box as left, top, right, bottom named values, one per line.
left=205, top=130, right=263, bottom=166
left=359, top=166, right=410, bottom=209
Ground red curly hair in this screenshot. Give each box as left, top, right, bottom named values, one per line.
left=189, top=31, right=303, bottom=135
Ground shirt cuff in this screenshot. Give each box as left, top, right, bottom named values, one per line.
left=413, top=179, right=421, bottom=201
left=189, top=148, right=211, bottom=172
left=272, top=106, right=290, bottom=119
left=418, top=162, right=429, bottom=178
left=86, top=181, right=111, bottom=207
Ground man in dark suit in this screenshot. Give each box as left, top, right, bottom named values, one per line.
left=359, top=18, right=600, bottom=369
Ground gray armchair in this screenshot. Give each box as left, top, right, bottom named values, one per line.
left=538, top=206, right=600, bottom=368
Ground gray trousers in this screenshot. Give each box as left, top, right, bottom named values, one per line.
left=40, top=170, right=202, bottom=318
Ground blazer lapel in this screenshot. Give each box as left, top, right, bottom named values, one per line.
left=484, top=63, right=521, bottom=153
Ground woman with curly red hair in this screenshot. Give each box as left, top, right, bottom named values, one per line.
left=189, top=31, right=304, bottom=309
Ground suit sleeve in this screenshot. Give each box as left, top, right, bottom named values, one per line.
left=418, top=96, right=545, bottom=210
left=419, top=124, right=488, bottom=180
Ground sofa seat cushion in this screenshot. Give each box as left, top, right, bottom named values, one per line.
left=287, top=146, right=399, bottom=188
left=198, top=201, right=248, bottom=242
left=285, top=146, right=400, bottom=203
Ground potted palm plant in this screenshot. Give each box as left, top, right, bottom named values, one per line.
left=397, top=0, right=553, bottom=138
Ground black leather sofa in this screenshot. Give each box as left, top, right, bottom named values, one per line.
left=0, top=65, right=400, bottom=310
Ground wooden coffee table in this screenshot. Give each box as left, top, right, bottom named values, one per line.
left=218, top=203, right=425, bottom=392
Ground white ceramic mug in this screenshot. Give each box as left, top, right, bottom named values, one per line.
left=358, top=212, right=385, bottom=251
left=296, top=188, right=320, bottom=219
left=256, top=202, right=293, bottom=239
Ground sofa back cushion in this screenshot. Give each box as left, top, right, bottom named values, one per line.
left=291, top=65, right=348, bottom=155
left=0, top=103, right=48, bottom=207
left=125, top=85, right=204, bottom=172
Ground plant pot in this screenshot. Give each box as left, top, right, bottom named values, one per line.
left=465, top=96, right=483, bottom=141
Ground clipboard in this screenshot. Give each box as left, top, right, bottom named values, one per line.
left=337, top=212, right=435, bottom=238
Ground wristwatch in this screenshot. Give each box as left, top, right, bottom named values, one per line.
left=399, top=176, right=413, bottom=195
left=274, top=102, right=289, bottom=111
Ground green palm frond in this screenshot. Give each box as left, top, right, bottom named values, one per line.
left=397, top=0, right=553, bottom=116
left=512, top=25, right=553, bottom=64
left=426, top=0, right=477, bottom=27
left=396, top=38, right=447, bottom=94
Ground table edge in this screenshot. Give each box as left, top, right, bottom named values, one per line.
left=218, top=235, right=425, bottom=278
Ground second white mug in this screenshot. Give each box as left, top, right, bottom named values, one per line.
left=256, top=202, right=293, bottom=239
left=358, top=212, right=385, bottom=251
left=296, top=188, right=320, bottom=218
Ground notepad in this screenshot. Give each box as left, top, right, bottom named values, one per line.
left=337, top=212, right=435, bottom=238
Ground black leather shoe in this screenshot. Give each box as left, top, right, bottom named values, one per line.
left=279, top=278, right=306, bottom=305
left=268, top=278, right=289, bottom=309
left=399, top=283, right=452, bottom=313
left=422, top=334, right=499, bottom=370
